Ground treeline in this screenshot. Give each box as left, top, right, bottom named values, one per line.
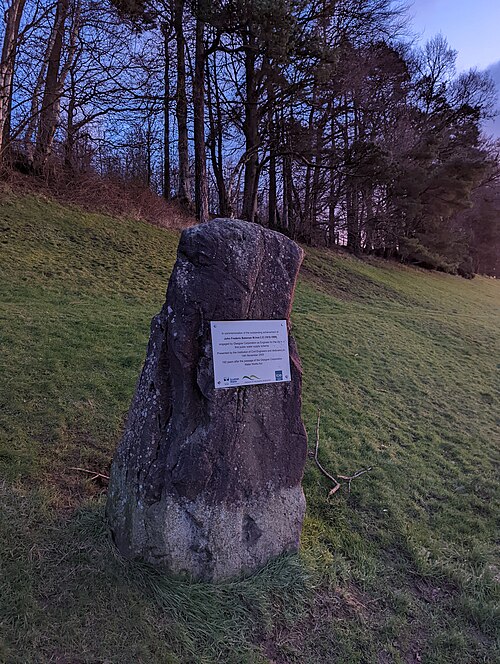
left=1, top=0, right=499, bottom=275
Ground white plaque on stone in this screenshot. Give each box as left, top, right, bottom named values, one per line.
left=211, top=320, right=291, bottom=388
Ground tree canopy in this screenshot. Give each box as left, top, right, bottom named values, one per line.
left=1, top=0, right=498, bottom=275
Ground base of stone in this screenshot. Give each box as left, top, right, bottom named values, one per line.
left=109, top=485, right=306, bottom=582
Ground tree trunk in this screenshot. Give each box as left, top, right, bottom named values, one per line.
left=363, top=189, right=375, bottom=251
left=242, top=33, right=259, bottom=222
left=162, top=22, right=171, bottom=200
left=206, top=51, right=231, bottom=216
left=193, top=18, right=209, bottom=223
left=174, top=0, right=191, bottom=206
left=146, top=115, right=153, bottom=187
left=0, top=0, right=26, bottom=161
left=328, top=114, right=339, bottom=246
left=303, top=85, right=316, bottom=240
left=64, top=68, right=76, bottom=170
left=282, top=153, right=289, bottom=231
left=309, top=108, right=327, bottom=243
left=34, top=0, right=71, bottom=171
left=268, top=150, right=277, bottom=228
left=35, top=0, right=80, bottom=173
left=24, top=29, right=56, bottom=162
left=342, top=93, right=361, bottom=253
left=281, top=111, right=294, bottom=236
left=266, top=66, right=277, bottom=228
left=346, top=180, right=361, bottom=253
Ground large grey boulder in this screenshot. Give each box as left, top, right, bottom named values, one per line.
left=106, top=218, right=307, bottom=581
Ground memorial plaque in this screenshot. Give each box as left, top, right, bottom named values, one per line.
left=211, top=320, right=291, bottom=388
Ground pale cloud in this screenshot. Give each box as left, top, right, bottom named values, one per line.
left=483, top=60, right=500, bottom=138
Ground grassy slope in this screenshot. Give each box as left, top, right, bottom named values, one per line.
left=1, top=194, right=499, bottom=663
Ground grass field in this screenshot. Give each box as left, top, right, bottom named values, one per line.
left=1, top=193, right=499, bottom=663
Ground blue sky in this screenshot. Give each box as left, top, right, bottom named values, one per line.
left=407, top=0, right=500, bottom=72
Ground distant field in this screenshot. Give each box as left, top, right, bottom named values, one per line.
left=1, top=194, right=499, bottom=663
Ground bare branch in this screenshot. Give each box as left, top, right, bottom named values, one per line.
left=312, top=409, right=373, bottom=498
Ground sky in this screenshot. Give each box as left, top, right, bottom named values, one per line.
left=406, top=0, right=500, bottom=72
left=405, top=0, right=500, bottom=136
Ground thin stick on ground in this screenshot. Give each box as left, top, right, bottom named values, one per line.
left=69, top=467, right=110, bottom=481
left=314, top=410, right=341, bottom=496
left=338, top=468, right=373, bottom=494
left=313, top=409, right=372, bottom=497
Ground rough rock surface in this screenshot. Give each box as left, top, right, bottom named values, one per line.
left=106, top=218, right=307, bottom=581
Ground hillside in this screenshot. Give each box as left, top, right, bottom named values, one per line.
left=1, top=194, right=499, bottom=663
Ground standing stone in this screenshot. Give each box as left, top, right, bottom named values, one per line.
left=106, top=218, right=307, bottom=581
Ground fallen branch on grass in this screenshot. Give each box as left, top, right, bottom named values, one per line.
left=313, top=410, right=341, bottom=496
left=69, top=467, right=110, bottom=481
left=312, top=409, right=373, bottom=497
left=337, top=468, right=373, bottom=494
